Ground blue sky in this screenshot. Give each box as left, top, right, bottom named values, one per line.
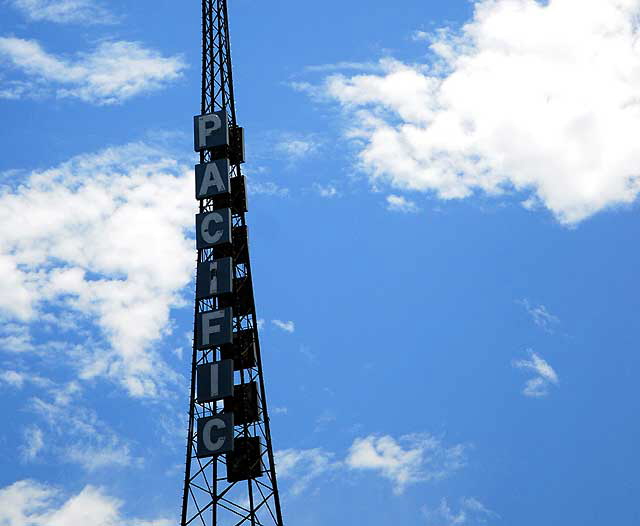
left=1, top=0, right=640, bottom=524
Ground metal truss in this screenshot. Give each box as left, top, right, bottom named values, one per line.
left=180, top=1, right=284, bottom=525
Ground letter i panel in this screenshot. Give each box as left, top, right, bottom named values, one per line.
left=196, top=257, right=233, bottom=300
left=196, top=359, right=234, bottom=403
left=197, top=413, right=234, bottom=457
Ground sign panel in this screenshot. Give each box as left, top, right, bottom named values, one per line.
left=194, top=111, right=229, bottom=151
left=196, top=209, right=232, bottom=250
left=196, top=307, right=233, bottom=349
left=195, top=159, right=231, bottom=200
left=197, top=359, right=234, bottom=403
left=196, top=257, right=233, bottom=300
left=197, top=413, right=234, bottom=457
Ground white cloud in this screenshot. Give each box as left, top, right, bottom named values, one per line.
left=519, top=299, right=560, bottom=333
left=276, top=136, right=319, bottom=160
left=65, top=441, right=138, bottom=471
left=0, top=37, right=185, bottom=104
left=277, top=433, right=467, bottom=496
left=0, top=142, right=193, bottom=396
left=247, top=180, right=289, bottom=197
left=21, top=426, right=44, bottom=461
left=313, top=183, right=340, bottom=198
left=10, top=0, right=115, bottom=24
left=27, top=381, right=143, bottom=470
left=346, top=433, right=466, bottom=494
left=0, top=480, right=171, bottom=526
left=276, top=448, right=340, bottom=495
left=0, top=369, right=26, bottom=387
left=317, top=0, right=640, bottom=224
left=423, top=497, right=497, bottom=525
left=513, top=350, right=559, bottom=397
left=272, top=319, right=295, bottom=333
left=386, top=194, right=421, bottom=213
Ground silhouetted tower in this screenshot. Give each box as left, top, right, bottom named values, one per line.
left=180, top=1, right=284, bottom=524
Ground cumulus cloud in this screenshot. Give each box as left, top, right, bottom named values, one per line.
left=346, top=433, right=466, bottom=494
left=9, top=0, right=115, bottom=24
left=386, top=194, right=421, bottom=213
left=0, top=37, right=185, bottom=104
left=272, top=319, right=295, bottom=333
left=0, top=143, right=193, bottom=396
left=0, top=480, right=171, bottom=526
left=314, top=0, right=640, bottom=224
left=513, top=350, right=559, bottom=397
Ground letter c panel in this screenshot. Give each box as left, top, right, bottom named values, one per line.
left=197, top=413, right=234, bottom=457
left=196, top=209, right=232, bottom=249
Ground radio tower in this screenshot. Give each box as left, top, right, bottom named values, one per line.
left=180, top=1, right=284, bottom=525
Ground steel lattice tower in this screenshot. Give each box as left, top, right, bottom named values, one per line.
left=180, top=1, right=284, bottom=525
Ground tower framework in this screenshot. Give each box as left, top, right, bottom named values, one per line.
left=181, top=2, right=284, bottom=525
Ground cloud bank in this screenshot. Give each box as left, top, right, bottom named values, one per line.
left=0, top=143, right=194, bottom=397
left=0, top=480, right=171, bottom=526
left=315, top=0, right=640, bottom=224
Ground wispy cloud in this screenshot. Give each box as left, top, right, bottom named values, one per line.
left=26, top=380, right=143, bottom=470
left=519, top=299, right=560, bottom=333
left=386, top=194, right=421, bottom=213
left=304, top=61, right=383, bottom=73
left=272, top=319, right=295, bottom=333
left=313, top=183, right=340, bottom=198
left=20, top=426, right=44, bottom=461
left=423, top=497, right=498, bottom=525
left=513, top=351, right=559, bottom=398
left=0, top=369, right=26, bottom=387
left=346, top=433, right=466, bottom=494
left=247, top=180, right=289, bottom=197
left=9, top=0, right=116, bottom=24
left=276, top=448, right=341, bottom=495
left=0, top=37, right=185, bottom=104
left=310, top=1, right=640, bottom=224
left=276, top=432, right=467, bottom=497
left=275, top=134, right=321, bottom=161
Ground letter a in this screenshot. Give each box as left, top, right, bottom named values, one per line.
left=199, top=163, right=227, bottom=197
